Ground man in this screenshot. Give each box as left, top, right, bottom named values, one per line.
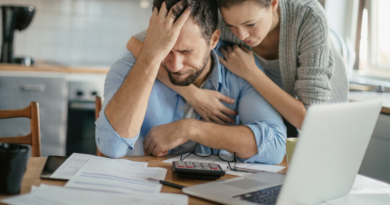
left=96, top=0, right=287, bottom=164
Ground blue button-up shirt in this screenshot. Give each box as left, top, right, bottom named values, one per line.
left=96, top=41, right=287, bottom=164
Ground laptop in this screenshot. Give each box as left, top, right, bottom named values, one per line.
left=183, top=101, right=384, bottom=205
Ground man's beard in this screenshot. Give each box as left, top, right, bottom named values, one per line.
left=162, top=52, right=210, bottom=86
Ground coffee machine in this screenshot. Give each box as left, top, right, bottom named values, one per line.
left=1, top=5, right=35, bottom=66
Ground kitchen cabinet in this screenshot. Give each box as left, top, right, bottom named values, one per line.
left=0, top=74, right=68, bottom=156
left=0, top=63, right=109, bottom=157
left=359, top=114, right=390, bottom=183
left=349, top=92, right=390, bottom=182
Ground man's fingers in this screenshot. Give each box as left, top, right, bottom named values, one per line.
left=147, top=141, right=156, bottom=156
left=144, top=148, right=150, bottom=156
left=143, top=142, right=150, bottom=156
left=151, top=7, right=159, bottom=21
left=166, top=1, right=186, bottom=24
left=152, top=145, right=165, bottom=157
left=159, top=2, right=169, bottom=18
left=157, top=150, right=169, bottom=157
left=172, top=6, right=191, bottom=30
left=143, top=134, right=152, bottom=155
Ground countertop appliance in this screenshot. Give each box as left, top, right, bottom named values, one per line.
left=1, top=5, right=35, bottom=66
left=66, top=74, right=105, bottom=156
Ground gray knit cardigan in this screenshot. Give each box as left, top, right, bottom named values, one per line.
left=134, top=0, right=349, bottom=109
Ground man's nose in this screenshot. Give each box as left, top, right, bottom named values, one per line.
left=169, top=54, right=184, bottom=73
left=237, top=27, right=249, bottom=40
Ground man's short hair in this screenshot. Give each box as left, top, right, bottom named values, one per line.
left=153, top=0, right=218, bottom=42
left=215, top=0, right=272, bottom=9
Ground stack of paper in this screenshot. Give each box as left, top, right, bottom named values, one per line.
left=2, top=184, right=188, bottom=205
left=1, top=153, right=188, bottom=205
left=51, top=153, right=148, bottom=180
left=65, top=159, right=167, bottom=194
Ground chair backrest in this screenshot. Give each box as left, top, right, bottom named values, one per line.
left=0, top=102, right=41, bottom=157
left=95, top=96, right=104, bottom=156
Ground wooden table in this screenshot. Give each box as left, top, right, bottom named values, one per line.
left=0, top=156, right=287, bottom=205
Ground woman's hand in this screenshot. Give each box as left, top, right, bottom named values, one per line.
left=185, top=88, right=238, bottom=125
left=219, top=45, right=258, bottom=81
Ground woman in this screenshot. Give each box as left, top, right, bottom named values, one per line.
left=126, top=0, right=349, bottom=136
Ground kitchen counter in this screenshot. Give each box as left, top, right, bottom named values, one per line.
left=349, top=92, right=390, bottom=115
left=0, top=62, right=110, bottom=74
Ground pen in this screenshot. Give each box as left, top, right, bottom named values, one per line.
left=231, top=166, right=268, bottom=173
left=146, top=177, right=186, bottom=190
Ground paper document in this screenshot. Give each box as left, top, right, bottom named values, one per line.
left=51, top=153, right=148, bottom=180
left=234, top=163, right=285, bottom=173
left=163, top=154, right=285, bottom=176
left=1, top=184, right=188, bottom=205
left=317, top=194, right=390, bottom=205
left=350, top=174, right=390, bottom=194
left=65, top=159, right=167, bottom=194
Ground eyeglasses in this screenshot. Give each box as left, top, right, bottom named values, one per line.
left=180, top=143, right=237, bottom=170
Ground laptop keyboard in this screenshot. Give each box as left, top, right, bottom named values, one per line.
left=233, top=185, right=282, bottom=205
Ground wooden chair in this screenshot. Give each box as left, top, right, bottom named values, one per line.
left=0, top=102, right=41, bottom=157
left=95, top=96, right=104, bottom=156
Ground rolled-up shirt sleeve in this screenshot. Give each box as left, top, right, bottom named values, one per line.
left=95, top=53, right=140, bottom=158
left=236, top=79, right=287, bottom=165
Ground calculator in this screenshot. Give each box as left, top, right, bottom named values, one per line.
left=172, top=161, right=225, bottom=179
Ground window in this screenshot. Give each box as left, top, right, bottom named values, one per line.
left=374, top=0, right=390, bottom=67
left=358, top=0, right=390, bottom=75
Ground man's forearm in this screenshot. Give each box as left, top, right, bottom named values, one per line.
left=188, top=120, right=258, bottom=159
left=105, top=53, right=161, bottom=139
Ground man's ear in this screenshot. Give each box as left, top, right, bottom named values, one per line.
left=209, top=29, right=221, bottom=50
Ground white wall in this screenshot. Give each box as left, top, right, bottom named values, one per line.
left=0, top=0, right=152, bottom=66
left=324, top=0, right=359, bottom=45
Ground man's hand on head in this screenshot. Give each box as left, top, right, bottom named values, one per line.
left=141, top=1, right=191, bottom=61
left=143, top=119, right=197, bottom=157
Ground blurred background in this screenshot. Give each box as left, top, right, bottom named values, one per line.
left=4, top=0, right=152, bottom=66
left=0, top=0, right=388, bottom=183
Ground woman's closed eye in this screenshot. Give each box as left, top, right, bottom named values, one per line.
left=246, top=23, right=255, bottom=27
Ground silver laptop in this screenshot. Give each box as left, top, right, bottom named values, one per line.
left=183, top=101, right=383, bottom=205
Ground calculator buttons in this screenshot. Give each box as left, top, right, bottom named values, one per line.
left=209, top=163, right=219, bottom=170
left=172, top=161, right=226, bottom=179
left=177, top=161, right=186, bottom=167
left=185, top=161, right=194, bottom=168
left=174, top=161, right=222, bottom=170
